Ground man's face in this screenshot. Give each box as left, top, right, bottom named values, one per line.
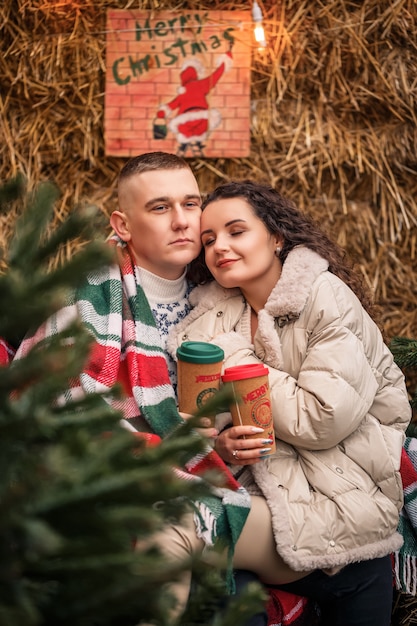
left=117, top=168, right=202, bottom=279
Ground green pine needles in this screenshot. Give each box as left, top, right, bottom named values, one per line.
left=390, top=336, right=417, bottom=437
left=390, top=336, right=417, bottom=409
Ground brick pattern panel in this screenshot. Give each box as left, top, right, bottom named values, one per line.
left=105, top=10, right=252, bottom=158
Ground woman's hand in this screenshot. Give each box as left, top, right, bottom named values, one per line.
left=214, top=425, right=273, bottom=465
left=179, top=412, right=218, bottom=439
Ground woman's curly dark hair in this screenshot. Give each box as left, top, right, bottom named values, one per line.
left=188, top=179, right=379, bottom=323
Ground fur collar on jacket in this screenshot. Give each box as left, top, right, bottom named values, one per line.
left=257, top=246, right=328, bottom=369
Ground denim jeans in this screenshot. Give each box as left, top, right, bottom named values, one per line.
left=273, top=555, right=393, bottom=626
left=234, top=570, right=268, bottom=626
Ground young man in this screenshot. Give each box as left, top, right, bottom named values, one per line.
left=111, top=153, right=267, bottom=625
left=15, top=152, right=268, bottom=626
left=108, top=151, right=211, bottom=412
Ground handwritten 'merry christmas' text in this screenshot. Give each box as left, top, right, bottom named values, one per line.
left=112, top=13, right=235, bottom=85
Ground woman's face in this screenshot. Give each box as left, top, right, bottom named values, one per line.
left=200, top=197, right=281, bottom=293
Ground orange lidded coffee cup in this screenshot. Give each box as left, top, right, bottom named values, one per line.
left=221, top=363, right=276, bottom=455
left=176, top=341, right=224, bottom=418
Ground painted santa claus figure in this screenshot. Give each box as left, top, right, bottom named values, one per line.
left=156, top=48, right=233, bottom=157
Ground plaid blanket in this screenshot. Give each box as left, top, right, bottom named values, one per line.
left=266, top=589, right=320, bottom=626
left=15, top=237, right=250, bottom=573
left=394, top=436, right=417, bottom=595
left=0, top=338, right=15, bottom=366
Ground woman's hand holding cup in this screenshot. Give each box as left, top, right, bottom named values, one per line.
left=215, top=424, right=273, bottom=465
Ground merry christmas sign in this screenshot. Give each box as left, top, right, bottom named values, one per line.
left=105, top=10, right=252, bottom=158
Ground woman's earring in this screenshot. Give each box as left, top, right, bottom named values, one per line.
left=275, top=246, right=282, bottom=257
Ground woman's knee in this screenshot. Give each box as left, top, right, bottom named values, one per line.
left=234, top=496, right=308, bottom=585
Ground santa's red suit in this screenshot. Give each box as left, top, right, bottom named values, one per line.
left=157, top=51, right=233, bottom=146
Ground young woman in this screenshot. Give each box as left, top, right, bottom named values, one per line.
left=168, top=179, right=411, bottom=626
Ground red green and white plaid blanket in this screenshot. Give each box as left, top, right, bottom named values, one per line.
left=267, top=589, right=320, bottom=626
left=394, top=436, right=417, bottom=595
left=0, top=338, right=15, bottom=365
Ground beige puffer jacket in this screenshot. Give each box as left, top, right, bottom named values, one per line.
left=168, top=247, right=411, bottom=571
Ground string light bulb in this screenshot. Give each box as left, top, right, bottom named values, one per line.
left=252, top=0, right=267, bottom=48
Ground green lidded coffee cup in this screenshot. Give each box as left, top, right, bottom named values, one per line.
left=176, top=341, right=224, bottom=364
left=176, top=341, right=224, bottom=415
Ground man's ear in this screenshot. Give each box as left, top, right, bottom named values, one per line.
left=110, top=210, right=131, bottom=242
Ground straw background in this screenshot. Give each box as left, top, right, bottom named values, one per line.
left=1, top=1, right=417, bottom=619
left=1, top=1, right=416, bottom=346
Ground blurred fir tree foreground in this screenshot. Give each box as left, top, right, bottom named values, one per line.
left=390, top=336, right=417, bottom=436
left=0, top=177, right=264, bottom=626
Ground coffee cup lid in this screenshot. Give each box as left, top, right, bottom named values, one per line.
left=222, top=363, right=268, bottom=382
left=176, top=341, right=224, bottom=364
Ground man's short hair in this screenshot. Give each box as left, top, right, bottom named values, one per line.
left=118, top=151, right=191, bottom=183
